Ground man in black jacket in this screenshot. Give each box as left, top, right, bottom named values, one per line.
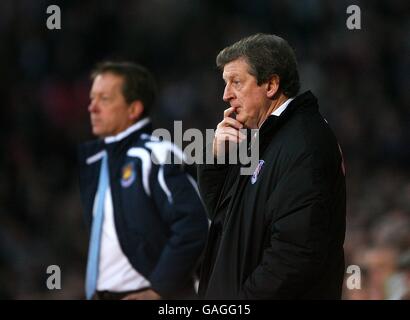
left=78, top=61, right=208, bottom=300
left=198, top=34, right=346, bottom=299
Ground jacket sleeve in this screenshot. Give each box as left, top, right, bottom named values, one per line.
left=240, top=152, right=337, bottom=299
left=148, top=162, right=209, bottom=297
left=197, top=143, right=231, bottom=220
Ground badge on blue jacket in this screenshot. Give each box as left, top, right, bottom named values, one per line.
left=251, top=160, right=265, bottom=184
left=121, top=162, right=136, bottom=188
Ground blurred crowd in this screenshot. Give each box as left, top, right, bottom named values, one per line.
left=0, top=0, right=409, bottom=299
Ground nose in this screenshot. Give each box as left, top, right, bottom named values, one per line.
left=88, top=99, right=99, bottom=113
left=223, top=84, right=234, bottom=102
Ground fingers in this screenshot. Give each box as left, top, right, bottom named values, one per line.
left=217, top=116, right=243, bottom=130
left=218, top=107, right=243, bottom=130
left=122, top=293, right=139, bottom=300
left=213, top=107, right=246, bottom=157
left=223, top=106, right=236, bottom=118
left=216, top=126, right=247, bottom=142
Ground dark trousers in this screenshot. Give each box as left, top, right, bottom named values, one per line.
left=91, top=283, right=198, bottom=300
left=92, top=287, right=149, bottom=300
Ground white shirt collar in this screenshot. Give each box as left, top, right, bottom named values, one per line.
left=104, top=117, right=150, bottom=144
left=271, top=98, right=294, bottom=117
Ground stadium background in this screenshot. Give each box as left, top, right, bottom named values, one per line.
left=0, top=0, right=409, bottom=299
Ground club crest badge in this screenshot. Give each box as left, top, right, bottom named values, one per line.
left=251, top=160, right=265, bottom=184
left=121, top=162, right=136, bottom=188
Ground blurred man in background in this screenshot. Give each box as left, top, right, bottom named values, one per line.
left=78, top=61, right=208, bottom=300
left=198, top=34, right=346, bottom=299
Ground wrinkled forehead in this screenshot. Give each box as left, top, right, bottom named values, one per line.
left=222, top=58, right=252, bottom=80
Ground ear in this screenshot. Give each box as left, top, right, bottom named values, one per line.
left=128, top=100, right=144, bottom=121
left=266, top=75, right=280, bottom=99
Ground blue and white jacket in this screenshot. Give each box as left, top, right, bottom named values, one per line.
left=78, top=118, right=208, bottom=298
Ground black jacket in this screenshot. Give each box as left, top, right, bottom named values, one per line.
left=78, top=119, right=209, bottom=298
left=198, top=91, right=346, bottom=299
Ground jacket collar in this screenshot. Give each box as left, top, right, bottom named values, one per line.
left=255, top=91, right=318, bottom=155
left=104, top=117, right=151, bottom=144
left=270, top=97, right=294, bottom=117
left=260, top=91, right=318, bottom=136
left=80, top=117, right=152, bottom=165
